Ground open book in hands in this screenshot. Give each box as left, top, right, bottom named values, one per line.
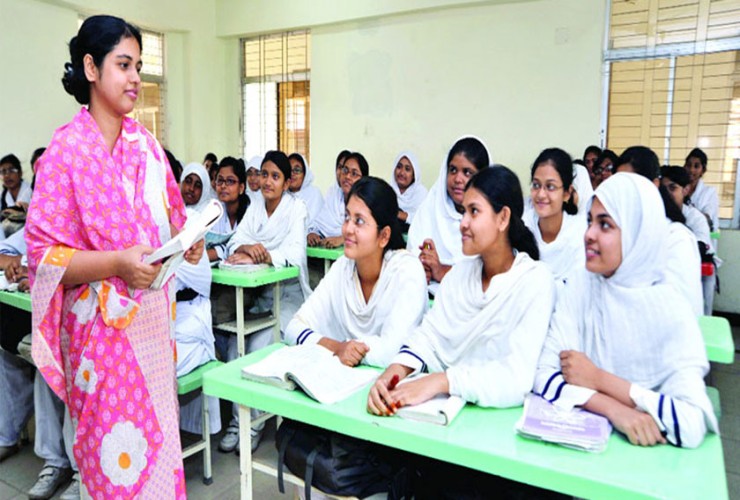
left=515, top=393, right=613, bottom=453
left=240, top=344, right=378, bottom=405
left=144, top=200, right=223, bottom=289
left=393, top=373, right=466, bottom=426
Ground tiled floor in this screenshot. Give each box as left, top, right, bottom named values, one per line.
left=2, top=327, right=740, bottom=499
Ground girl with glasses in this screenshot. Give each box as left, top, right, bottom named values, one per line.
left=0, top=154, right=32, bottom=211
left=206, top=156, right=250, bottom=262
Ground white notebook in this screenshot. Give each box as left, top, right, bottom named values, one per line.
left=395, top=374, right=466, bottom=426
left=240, top=344, right=377, bottom=405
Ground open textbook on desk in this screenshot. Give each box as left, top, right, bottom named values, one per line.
left=394, top=374, right=466, bottom=426
left=240, top=344, right=377, bottom=405
left=144, top=200, right=222, bottom=289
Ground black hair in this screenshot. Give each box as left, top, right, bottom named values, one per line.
left=447, top=137, right=490, bottom=172
left=347, top=177, right=405, bottom=254
left=217, top=156, right=250, bottom=222
left=344, top=152, right=369, bottom=177
left=616, top=146, right=684, bottom=223
left=660, top=165, right=691, bottom=188
left=583, top=145, right=602, bottom=160
left=594, top=149, right=618, bottom=171
left=685, top=147, right=708, bottom=172
left=62, top=15, right=142, bottom=105
left=0, top=154, right=21, bottom=171
left=262, top=150, right=292, bottom=181
left=615, top=146, right=660, bottom=180
left=30, top=148, right=45, bottom=190
left=203, top=152, right=218, bottom=164
left=164, top=149, right=182, bottom=183
left=288, top=153, right=306, bottom=175
left=465, top=166, right=540, bottom=260
left=530, top=148, right=578, bottom=215
left=573, top=159, right=585, bottom=166
left=336, top=150, right=351, bottom=169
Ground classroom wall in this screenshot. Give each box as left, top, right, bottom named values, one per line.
left=0, top=0, right=241, bottom=173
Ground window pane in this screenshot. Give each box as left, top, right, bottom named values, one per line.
left=129, top=82, right=164, bottom=143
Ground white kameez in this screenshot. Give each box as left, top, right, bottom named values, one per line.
left=389, top=151, right=428, bottom=225
left=291, top=155, right=324, bottom=230
left=665, top=221, right=703, bottom=316
left=309, top=183, right=344, bottom=238
left=285, top=250, right=428, bottom=367
left=534, top=173, right=717, bottom=449
left=3, top=179, right=32, bottom=208
left=572, top=163, right=594, bottom=213
left=689, top=179, right=719, bottom=232
left=522, top=210, right=586, bottom=289
left=207, top=203, right=238, bottom=261
left=392, top=253, right=555, bottom=408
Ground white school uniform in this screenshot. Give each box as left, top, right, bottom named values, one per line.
left=309, top=183, right=344, bottom=238
left=689, top=179, right=719, bottom=231
left=207, top=203, right=239, bottom=261
left=389, top=151, right=428, bottom=225
left=285, top=250, right=427, bottom=367
left=522, top=210, right=586, bottom=289
left=3, top=179, right=32, bottom=208
left=181, top=163, right=214, bottom=215
left=246, top=155, right=264, bottom=206
left=291, top=155, right=324, bottom=230
left=534, top=173, right=717, bottom=449
left=571, top=163, right=594, bottom=213
left=665, top=221, right=703, bottom=316
left=392, top=252, right=555, bottom=408
left=406, top=136, right=491, bottom=293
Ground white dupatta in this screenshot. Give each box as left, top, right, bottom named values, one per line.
left=389, top=151, right=428, bottom=225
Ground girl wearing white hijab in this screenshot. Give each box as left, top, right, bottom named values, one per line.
left=307, top=152, right=369, bottom=248
left=615, top=146, right=703, bottom=316
left=369, top=166, right=554, bottom=414
left=245, top=155, right=264, bottom=206
left=523, top=148, right=586, bottom=289
left=286, top=177, right=427, bottom=367
left=287, top=153, right=324, bottom=229
left=534, top=173, right=717, bottom=449
left=406, top=136, right=490, bottom=294
left=176, top=163, right=221, bottom=434
left=390, top=151, right=427, bottom=229
left=221, top=150, right=311, bottom=452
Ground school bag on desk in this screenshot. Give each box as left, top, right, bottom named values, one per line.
left=275, top=419, right=412, bottom=500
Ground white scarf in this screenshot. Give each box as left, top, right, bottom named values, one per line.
left=393, top=253, right=555, bottom=407
left=246, top=155, right=263, bottom=205
left=689, top=179, right=719, bottom=231
left=309, top=182, right=345, bottom=237
left=534, top=173, right=717, bottom=438
left=665, top=221, right=703, bottom=316
left=228, top=192, right=311, bottom=299
left=389, top=151, right=428, bottom=224
left=181, top=162, right=214, bottom=216
left=522, top=210, right=586, bottom=286
left=291, top=154, right=324, bottom=228
left=572, top=163, right=594, bottom=213
left=286, top=250, right=428, bottom=367
left=406, top=135, right=491, bottom=265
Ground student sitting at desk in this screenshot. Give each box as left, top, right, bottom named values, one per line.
left=615, top=146, right=703, bottom=316
left=534, top=173, right=717, bottom=448
left=245, top=155, right=263, bottom=206
left=523, top=148, right=585, bottom=290
left=390, top=151, right=427, bottom=232
left=286, top=177, right=427, bottom=367
left=206, top=156, right=250, bottom=262
left=287, top=153, right=323, bottom=229
left=406, top=136, right=490, bottom=295
left=176, top=164, right=221, bottom=436
left=307, top=152, right=368, bottom=248
left=369, top=166, right=554, bottom=413
left=220, top=150, right=311, bottom=453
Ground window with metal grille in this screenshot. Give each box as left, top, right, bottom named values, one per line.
left=241, top=31, right=311, bottom=162
left=604, top=0, right=740, bottom=226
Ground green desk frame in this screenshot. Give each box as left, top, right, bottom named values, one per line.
left=203, top=344, right=728, bottom=500
left=306, top=246, right=343, bottom=275
left=211, top=266, right=299, bottom=356
left=700, top=315, right=735, bottom=364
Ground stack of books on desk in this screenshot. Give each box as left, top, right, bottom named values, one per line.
left=515, top=394, right=612, bottom=453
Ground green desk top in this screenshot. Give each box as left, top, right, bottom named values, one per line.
left=203, top=344, right=727, bottom=500
left=710, top=231, right=720, bottom=239
left=700, top=315, right=735, bottom=364
left=306, top=246, right=344, bottom=260
left=211, top=266, right=299, bottom=287
left=0, top=290, right=32, bottom=312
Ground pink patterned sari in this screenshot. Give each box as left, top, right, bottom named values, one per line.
left=26, top=108, right=188, bottom=499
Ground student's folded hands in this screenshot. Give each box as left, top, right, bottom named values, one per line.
left=608, top=403, right=666, bottom=447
